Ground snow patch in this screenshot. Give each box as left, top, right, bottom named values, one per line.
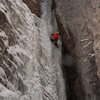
left=0, top=67, right=6, bottom=78
left=0, top=31, right=8, bottom=46
left=0, top=83, right=20, bottom=99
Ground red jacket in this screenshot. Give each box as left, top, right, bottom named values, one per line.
left=52, top=32, right=59, bottom=40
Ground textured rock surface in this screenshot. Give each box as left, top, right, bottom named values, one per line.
left=55, top=0, right=100, bottom=100
left=0, top=1, right=27, bottom=94
left=0, top=0, right=66, bottom=100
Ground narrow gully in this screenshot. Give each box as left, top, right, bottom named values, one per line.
left=52, top=1, right=78, bottom=100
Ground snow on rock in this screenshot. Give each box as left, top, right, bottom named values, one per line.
left=0, top=0, right=66, bottom=100
left=0, top=31, right=8, bottom=47
left=0, top=67, right=6, bottom=78
left=0, top=83, right=20, bottom=100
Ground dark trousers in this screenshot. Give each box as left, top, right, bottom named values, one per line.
left=50, top=38, right=58, bottom=48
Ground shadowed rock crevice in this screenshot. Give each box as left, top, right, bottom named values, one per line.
left=23, top=0, right=41, bottom=17
left=61, top=35, right=85, bottom=100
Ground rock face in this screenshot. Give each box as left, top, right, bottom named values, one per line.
left=0, top=0, right=66, bottom=100
left=0, top=1, right=27, bottom=95
left=55, top=0, right=100, bottom=100
left=23, top=0, right=41, bottom=17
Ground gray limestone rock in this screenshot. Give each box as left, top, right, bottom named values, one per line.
left=55, top=0, right=100, bottom=100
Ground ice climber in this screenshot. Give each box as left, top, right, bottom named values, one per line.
left=50, top=32, right=59, bottom=48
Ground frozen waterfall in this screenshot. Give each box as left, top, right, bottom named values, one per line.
left=0, top=0, right=66, bottom=100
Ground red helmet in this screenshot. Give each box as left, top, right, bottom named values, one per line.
left=52, top=32, right=59, bottom=39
